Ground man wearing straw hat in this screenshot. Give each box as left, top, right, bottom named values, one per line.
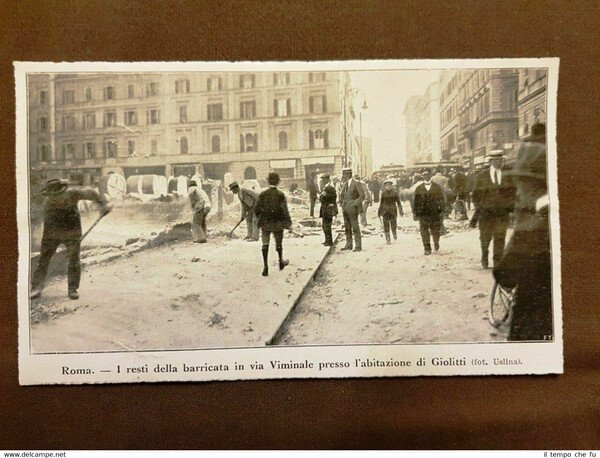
left=30, top=179, right=112, bottom=300
left=472, top=149, right=516, bottom=269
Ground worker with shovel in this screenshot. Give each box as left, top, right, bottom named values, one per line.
left=30, top=179, right=113, bottom=300
left=229, top=181, right=259, bottom=241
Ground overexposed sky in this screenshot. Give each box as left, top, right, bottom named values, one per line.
left=349, top=70, right=439, bottom=170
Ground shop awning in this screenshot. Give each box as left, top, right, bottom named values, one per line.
left=302, top=156, right=335, bottom=165
left=270, top=159, right=296, bottom=169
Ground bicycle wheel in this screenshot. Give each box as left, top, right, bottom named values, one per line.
left=489, top=282, right=513, bottom=328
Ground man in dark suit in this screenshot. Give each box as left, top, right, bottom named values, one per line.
left=493, top=141, right=551, bottom=341
left=255, top=172, right=292, bottom=277
left=318, top=174, right=338, bottom=246
left=472, top=150, right=516, bottom=268
left=378, top=179, right=403, bottom=244
left=338, top=167, right=365, bottom=252
left=413, top=169, right=445, bottom=255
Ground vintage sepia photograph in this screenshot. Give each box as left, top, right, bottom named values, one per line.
left=16, top=59, right=562, bottom=384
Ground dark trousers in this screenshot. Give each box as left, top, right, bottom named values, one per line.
left=419, top=218, right=440, bottom=250
left=373, top=190, right=380, bottom=203
left=479, top=213, right=509, bottom=264
left=261, top=229, right=285, bottom=269
left=309, top=196, right=317, bottom=217
left=32, top=237, right=81, bottom=291
left=382, top=215, right=397, bottom=240
left=342, top=208, right=361, bottom=249
left=261, top=229, right=284, bottom=247
left=322, top=216, right=333, bottom=245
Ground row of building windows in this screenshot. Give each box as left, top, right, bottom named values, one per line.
left=44, top=95, right=329, bottom=132
left=38, top=128, right=331, bottom=162
left=38, top=72, right=329, bottom=106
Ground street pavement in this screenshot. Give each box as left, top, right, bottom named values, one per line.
left=29, top=200, right=508, bottom=353
left=278, top=203, right=508, bottom=345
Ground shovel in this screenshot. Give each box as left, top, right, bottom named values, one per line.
left=228, top=218, right=244, bottom=238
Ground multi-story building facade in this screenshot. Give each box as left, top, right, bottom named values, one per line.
left=439, top=70, right=461, bottom=163
left=403, top=83, right=441, bottom=166
left=517, top=68, right=547, bottom=141
left=28, top=71, right=358, bottom=187
left=456, top=69, right=519, bottom=170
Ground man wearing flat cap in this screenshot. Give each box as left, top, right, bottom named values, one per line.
left=30, top=178, right=112, bottom=300
left=318, top=174, right=338, bottom=246
left=472, top=150, right=516, bottom=268
left=229, top=181, right=259, bottom=241
left=494, top=141, right=551, bottom=341
left=338, top=167, right=365, bottom=252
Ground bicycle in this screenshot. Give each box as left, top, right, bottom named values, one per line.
left=489, top=282, right=516, bottom=328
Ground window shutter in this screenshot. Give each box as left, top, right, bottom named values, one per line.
left=309, top=73, right=313, bottom=83
left=186, top=80, right=190, bottom=93
left=254, top=134, right=258, bottom=151
left=102, top=141, right=106, bottom=157
left=240, top=134, right=245, bottom=152
left=103, top=87, right=106, bottom=100
left=324, top=129, right=329, bottom=148
left=82, top=143, right=86, bottom=158
left=158, top=110, right=161, bottom=124
left=251, top=74, right=255, bottom=88
left=322, top=96, right=327, bottom=113
left=309, top=97, right=314, bottom=114
left=309, top=130, right=314, bottom=149
left=273, top=99, right=278, bottom=116
left=287, top=98, right=291, bottom=116
left=207, top=79, right=211, bottom=91
left=207, top=104, right=212, bottom=121
left=252, top=102, right=256, bottom=118
left=239, top=75, right=243, bottom=88
left=146, top=110, right=150, bottom=125
left=286, top=73, right=290, bottom=84
left=218, top=77, right=222, bottom=90
left=240, top=102, right=243, bottom=118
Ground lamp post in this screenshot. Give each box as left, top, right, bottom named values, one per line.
left=342, top=87, right=368, bottom=169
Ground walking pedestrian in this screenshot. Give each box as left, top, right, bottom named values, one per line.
left=307, top=172, right=319, bottom=218
left=472, top=150, right=516, bottom=268
left=318, top=174, right=338, bottom=246
left=413, top=169, right=445, bottom=255
left=255, top=173, right=292, bottom=277
left=30, top=179, right=112, bottom=300
left=493, top=140, right=551, bottom=341
left=378, top=179, right=403, bottom=244
left=188, top=180, right=211, bottom=243
left=371, top=177, right=381, bottom=203
left=339, top=168, right=365, bottom=252
left=229, top=181, right=259, bottom=241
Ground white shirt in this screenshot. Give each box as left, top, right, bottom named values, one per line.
left=490, top=166, right=502, bottom=185
left=423, top=180, right=432, bottom=191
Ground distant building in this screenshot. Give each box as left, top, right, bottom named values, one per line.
left=28, top=71, right=359, bottom=186
left=356, top=136, right=373, bottom=178
left=403, top=96, right=420, bottom=167
left=439, top=70, right=461, bottom=163
left=373, top=163, right=405, bottom=179
left=403, top=83, right=441, bottom=166
left=517, top=68, right=547, bottom=141
left=457, top=69, right=519, bottom=170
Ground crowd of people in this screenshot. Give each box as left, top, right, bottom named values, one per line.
left=30, top=128, right=551, bottom=341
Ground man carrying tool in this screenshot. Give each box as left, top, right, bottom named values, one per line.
left=30, top=179, right=112, bottom=300
left=229, top=181, right=259, bottom=241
